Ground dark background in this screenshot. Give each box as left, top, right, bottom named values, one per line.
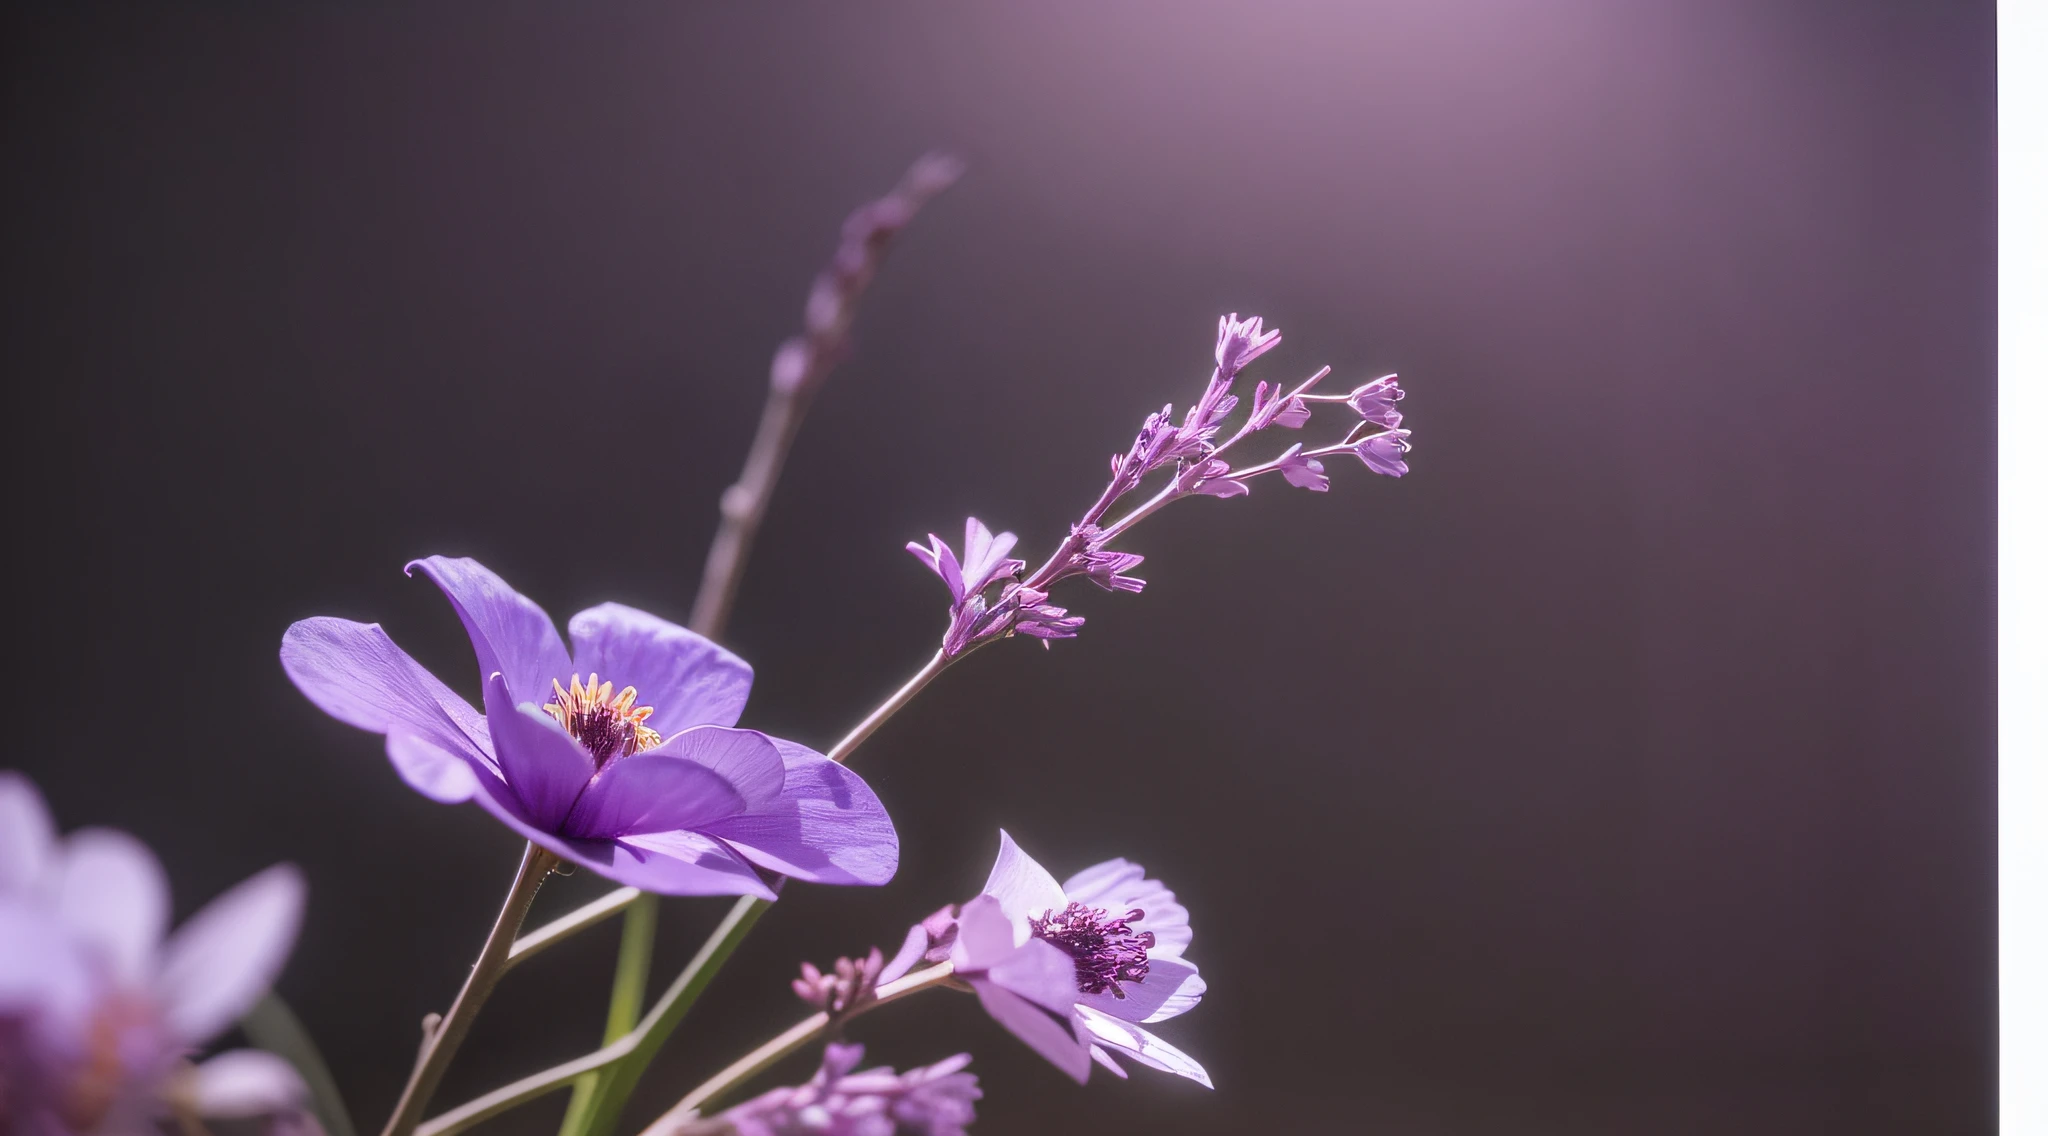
left=1, top=2, right=1995, bottom=1133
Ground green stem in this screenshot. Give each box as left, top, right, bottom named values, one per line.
left=241, top=992, right=358, bottom=1136
left=556, top=893, right=659, bottom=1136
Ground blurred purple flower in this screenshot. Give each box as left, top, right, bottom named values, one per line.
left=280, top=556, right=897, bottom=898
left=0, top=773, right=308, bottom=1135
left=924, top=832, right=1210, bottom=1087
left=689, top=1043, right=978, bottom=1136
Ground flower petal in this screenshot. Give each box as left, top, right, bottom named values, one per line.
left=968, top=977, right=1090, bottom=1084
left=280, top=618, right=492, bottom=771
left=1074, top=953, right=1199, bottom=1022
left=646, top=727, right=784, bottom=811
left=1062, top=861, right=1192, bottom=958
left=949, top=894, right=1023, bottom=972
left=696, top=739, right=898, bottom=887
left=54, top=829, right=169, bottom=987
left=188, top=1050, right=307, bottom=1117
left=406, top=556, right=571, bottom=706
left=561, top=752, right=746, bottom=840
left=986, top=937, right=1086, bottom=1016
left=0, top=771, right=57, bottom=895
left=483, top=675, right=594, bottom=832
left=156, top=864, right=305, bottom=1046
left=981, top=831, right=1065, bottom=923
left=0, top=899, right=97, bottom=1031
left=1090, top=1045, right=1129, bottom=1079
left=878, top=924, right=929, bottom=986
left=609, top=830, right=775, bottom=898
left=384, top=733, right=485, bottom=804
left=566, top=604, right=755, bottom=734
left=1143, top=970, right=1207, bottom=1024
left=1060, top=859, right=1144, bottom=908
left=1076, top=1008, right=1212, bottom=1088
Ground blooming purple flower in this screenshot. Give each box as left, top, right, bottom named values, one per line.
left=890, top=832, right=1209, bottom=1087
left=1, top=773, right=308, bottom=1135
left=1345, top=428, right=1413, bottom=478
left=687, top=1043, right=979, bottom=1136
left=1274, top=444, right=1331, bottom=492
left=1346, top=374, right=1404, bottom=428
left=280, top=556, right=898, bottom=898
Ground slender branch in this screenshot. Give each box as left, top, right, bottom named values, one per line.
left=506, top=888, right=642, bottom=968
left=381, top=844, right=555, bottom=1136
left=419, top=897, right=769, bottom=1136
left=639, top=963, right=961, bottom=1135
left=825, top=649, right=947, bottom=762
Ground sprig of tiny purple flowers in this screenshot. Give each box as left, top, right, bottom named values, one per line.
left=908, top=314, right=1410, bottom=658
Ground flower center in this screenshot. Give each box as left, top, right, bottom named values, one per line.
left=1029, top=901, right=1154, bottom=999
left=544, top=673, right=662, bottom=766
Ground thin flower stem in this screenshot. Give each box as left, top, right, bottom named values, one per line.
left=1097, top=481, right=1186, bottom=544
left=382, top=843, right=555, bottom=1136
left=639, top=963, right=961, bottom=1134
left=555, top=894, right=659, bottom=1136
left=826, top=649, right=948, bottom=761
left=506, top=887, right=643, bottom=968
left=687, top=380, right=813, bottom=638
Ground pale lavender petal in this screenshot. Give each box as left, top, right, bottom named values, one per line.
left=907, top=533, right=965, bottom=601
left=155, top=865, right=305, bottom=1046
left=1277, top=445, right=1330, bottom=492
left=280, top=618, right=492, bottom=766
left=54, top=829, right=169, bottom=986
left=1352, top=429, right=1412, bottom=478
left=1074, top=953, right=1198, bottom=1022
left=0, top=772, right=56, bottom=894
left=405, top=556, right=571, bottom=706
left=1347, top=374, right=1405, bottom=428
left=1193, top=476, right=1249, bottom=498
left=980, top=831, right=1065, bottom=922
left=1062, top=864, right=1192, bottom=958
left=565, top=604, right=754, bottom=734
left=968, top=977, right=1091, bottom=1084
left=0, top=899, right=97, bottom=1032
left=878, top=924, right=929, bottom=985
left=949, top=894, right=1022, bottom=972
left=189, top=1050, right=307, bottom=1117
left=1143, top=971, right=1208, bottom=1024
left=384, top=733, right=484, bottom=804
left=697, top=739, right=898, bottom=887
left=483, top=674, right=593, bottom=831
left=562, top=752, right=745, bottom=840
left=1076, top=1008, right=1212, bottom=1088
left=1061, top=859, right=1145, bottom=907
left=985, top=937, right=1085, bottom=1016
left=645, top=727, right=783, bottom=812
left=1089, top=1045, right=1129, bottom=1078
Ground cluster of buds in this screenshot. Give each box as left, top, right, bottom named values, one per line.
left=678, top=1043, right=980, bottom=1136
left=792, top=947, right=888, bottom=1019
left=909, top=314, right=1410, bottom=658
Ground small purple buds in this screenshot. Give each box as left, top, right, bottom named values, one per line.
left=688, top=1043, right=980, bottom=1136
left=1275, top=444, right=1331, bottom=492
left=1213, top=312, right=1281, bottom=379
left=1348, top=428, right=1413, bottom=478
left=794, top=947, right=886, bottom=1018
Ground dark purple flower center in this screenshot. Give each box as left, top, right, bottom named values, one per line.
left=1029, top=901, right=1154, bottom=998
left=544, top=673, right=662, bottom=767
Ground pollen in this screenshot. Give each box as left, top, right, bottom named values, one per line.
left=544, top=673, right=662, bottom=766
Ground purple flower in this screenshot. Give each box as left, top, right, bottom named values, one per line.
left=690, top=1043, right=979, bottom=1136
left=1212, top=312, right=1281, bottom=380
left=908, top=520, right=1086, bottom=655
left=0, top=773, right=308, bottom=1134
left=916, top=833, right=1209, bottom=1087
left=280, top=556, right=898, bottom=898
left=1346, top=374, right=1404, bottom=428
left=906, top=518, right=1022, bottom=609
left=1346, top=428, right=1413, bottom=478
left=1274, top=444, right=1331, bottom=492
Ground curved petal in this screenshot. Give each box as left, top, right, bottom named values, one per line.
left=878, top=924, right=929, bottom=986
left=968, top=977, right=1090, bottom=1084
left=385, top=733, right=484, bottom=804
left=1090, top=1045, right=1129, bottom=1079
left=483, top=675, right=593, bottom=832
left=1074, top=954, right=1199, bottom=1023
left=986, top=937, right=1086, bottom=1016
left=156, top=865, right=305, bottom=1046
left=949, top=894, right=1023, bottom=972
left=54, top=829, right=169, bottom=986
left=562, top=752, right=745, bottom=840
left=406, top=556, right=570, bottom=706
left=645, top=727, right=783, bottom=812
left=189, top=1050, right=307, bottom=1117
left=610, top=830, right=775, bottom=898
left=0, top=899, right=98, bottom=1032
left=697, top=739, right=897, bottom=887
left=1143, top=970, right=1207, bottom=1024
left=981, top=831, right=1065, bottom=923
left=566, top=604, right=754, bottom=734
left=1076, top=1008, right=1212, bottom=1088
left=1060, top=859, right=1144, bottom=907
left=280, top=618, right=492, bottom=767
left=0, top=771, right=57, bottom=894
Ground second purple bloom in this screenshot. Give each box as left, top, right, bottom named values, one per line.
left=280, top=556, right=898, bottom=898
